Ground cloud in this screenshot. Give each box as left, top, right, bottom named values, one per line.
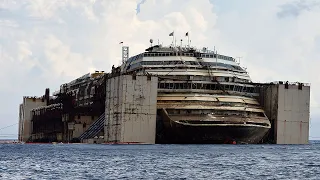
left=277, top=0, right=320, bottom=18
left=0, top=0, right=319, bottom=139
left=136, top=0, right=146, bottom=14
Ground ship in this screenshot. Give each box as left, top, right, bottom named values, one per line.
left=121, top=44, right=271, bottom=144
left=21, top=43, right=271, bottom=144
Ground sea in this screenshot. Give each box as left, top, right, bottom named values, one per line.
left=0, top=141, right=319, bottom=180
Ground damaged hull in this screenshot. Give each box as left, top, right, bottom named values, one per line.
left=157, top=123, right=270, bottom=144
left=156, top=108, right=271, bottom=144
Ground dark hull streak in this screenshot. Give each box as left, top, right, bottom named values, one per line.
left=156, top=124, right=270, bottom=144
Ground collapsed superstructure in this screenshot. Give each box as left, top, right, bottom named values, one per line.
left=18, top=44, right=310, bottom=144
left=19, top=72, right=107, bottom=142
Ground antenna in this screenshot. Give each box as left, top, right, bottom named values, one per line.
left=215, top=49, right=218, bottom=71
left=185, top=32, right=190, bottom=48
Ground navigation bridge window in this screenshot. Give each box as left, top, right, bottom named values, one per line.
left=200, top=54, right=234, bottom=61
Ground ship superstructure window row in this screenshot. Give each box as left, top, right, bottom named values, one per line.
left=125, top=52, right=235, bottom=65
left=166, top=109, right=265, bottom=117
left=157, top=82, right=259, bottom=94
left=128, top=61, right=244, bottom=71
left=142, top=52, right=234, bottom=61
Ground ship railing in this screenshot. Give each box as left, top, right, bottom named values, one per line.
left=271, top=81, right=310, bottom=86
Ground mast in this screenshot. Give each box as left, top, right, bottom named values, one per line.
left=215, top=48, right=218, bottom=71
left=169, top=31, right=174, bottom=46
left=186, top=32, right=190, bottom=48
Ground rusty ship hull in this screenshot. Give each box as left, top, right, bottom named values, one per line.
left=122, top=45, right=273, bottom=144
left=23, top=44, right=273, bottom=144
left=157, top=120, right=270, bottom=144
left=156, top=108, right=270, bottom=144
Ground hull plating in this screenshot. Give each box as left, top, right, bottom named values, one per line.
left=156, top=123, right=270, bottom=144
left=156, top=109, right=271, bottom=144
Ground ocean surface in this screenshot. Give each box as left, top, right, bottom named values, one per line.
left=0, top=142, right=320, bottom=180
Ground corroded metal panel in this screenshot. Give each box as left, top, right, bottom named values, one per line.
left=105, top=75, right=158, bottom=144
left=263, top=84, right=310, bottom=144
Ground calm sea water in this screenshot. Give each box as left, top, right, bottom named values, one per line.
left=0, top=142, right=319, bottom=180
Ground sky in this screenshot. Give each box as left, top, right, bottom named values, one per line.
left=0, top=0, right=319, bottom=140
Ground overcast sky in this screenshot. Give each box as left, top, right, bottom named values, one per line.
left=0, top=0, right=319, bottom=140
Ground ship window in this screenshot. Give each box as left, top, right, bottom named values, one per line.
left=212, top=84, right=217, bottom=90
left=182, top=83, right=187, bottom=89
left=202, top=84, right=207, bottom=89
left=180, top=83, right=183, bottom=89
left=250, top=87, right=254, bottom=93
